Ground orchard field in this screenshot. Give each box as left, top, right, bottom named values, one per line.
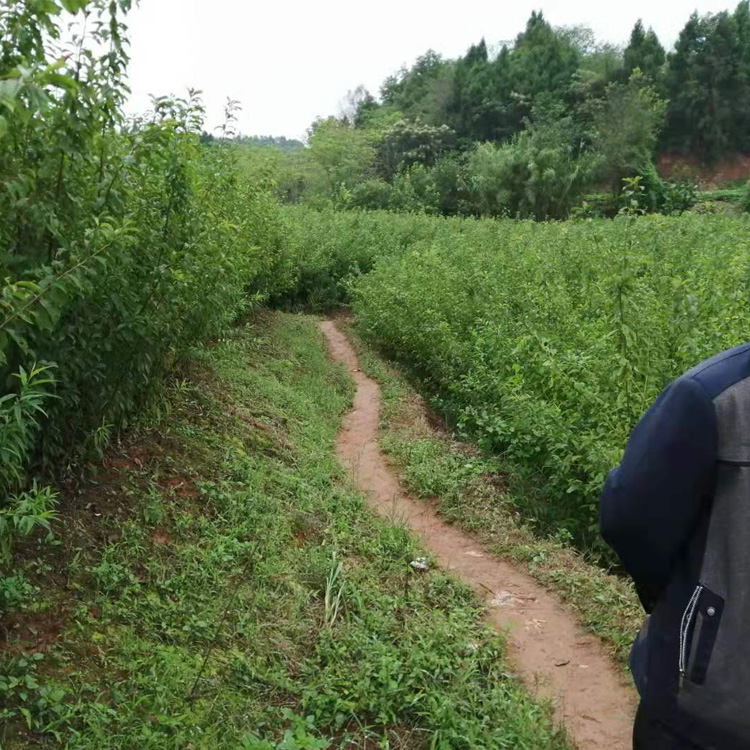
left=279, top=206, right=750, bottom=553
left=4, top=0, right=750, bottom=745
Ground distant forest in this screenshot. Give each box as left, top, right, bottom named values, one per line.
left=240, top=4, right=750, bottom=219
left=236, top=135, right=304, bottom=152
left=353, top=4, right=750, bottom=162
left=205, top=133, right=304, bottom=151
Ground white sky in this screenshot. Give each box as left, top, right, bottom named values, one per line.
left=125, top=0, right=737, bottom=140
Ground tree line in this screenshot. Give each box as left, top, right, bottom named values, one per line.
left=368, top=5, right=750, bottom=162
left=243, top=4, right=750, bottom=219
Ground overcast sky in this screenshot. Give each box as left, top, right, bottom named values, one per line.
left=125, top=0, right=737, bottom=140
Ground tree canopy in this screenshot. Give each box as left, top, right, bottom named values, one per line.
left=357, top=4, right=750, bottom=163
left=240, top=5, right=750, bottom=220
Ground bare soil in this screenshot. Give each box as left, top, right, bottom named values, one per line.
left=320, top=320, right=637, bottom=750
left=658, top=152, right=750, bottom=188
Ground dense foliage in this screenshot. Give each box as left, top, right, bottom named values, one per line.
left=2, top=0, right=748, bottom=569
left=232, top=134, right=304, bottom=151
left=742, top=179, right=750, bottom=212
left=247, top=5, right=750, bottom=220
left=278, top=206, right=750, bottom=554
left=464, top=115, right=596, bottom=220
left=0, top=0, right=290, bottom=495
left=665, top=5, right=750, bottom=161
left=372, top=3, right=750, bottom=163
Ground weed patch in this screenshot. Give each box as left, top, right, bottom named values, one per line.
left=1, top=313, right=569, bottom=749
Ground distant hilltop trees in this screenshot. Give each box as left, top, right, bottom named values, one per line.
left=236, top=135, right=305, bottom=152
left=201, top=133, right=305, bottom=152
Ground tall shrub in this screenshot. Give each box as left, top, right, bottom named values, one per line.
left=0, top=0, right=289, bottom=491
left=465, top=117, right=595, bottom=219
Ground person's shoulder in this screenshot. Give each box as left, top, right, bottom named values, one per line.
left=683, top=343, right=750, bottom=399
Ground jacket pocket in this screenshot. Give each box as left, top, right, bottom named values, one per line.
left=679, top=584, right=725, bottom=685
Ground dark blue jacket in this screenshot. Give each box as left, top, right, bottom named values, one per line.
left=601, top=343, right=750, bottom=748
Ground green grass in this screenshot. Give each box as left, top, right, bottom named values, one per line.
left=339, top=318, right=642, bottom=668
left=698, top=187, right=745, bottom=203
left=0, top=312, right=569, bottom=749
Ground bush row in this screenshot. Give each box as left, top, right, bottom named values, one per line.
left=281, top=207, right=750, bottom=554
left=0, top=1, right=292, bottom=494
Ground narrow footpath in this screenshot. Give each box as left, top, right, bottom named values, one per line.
left=320, top=319, right=636, bottom=750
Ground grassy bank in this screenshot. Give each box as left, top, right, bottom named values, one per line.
left=340, top=318, right=642, bottom=667
left=1, top=312, right=569, bottom=749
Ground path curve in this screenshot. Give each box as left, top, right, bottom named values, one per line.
left=320, top=320, right=636, bottom=750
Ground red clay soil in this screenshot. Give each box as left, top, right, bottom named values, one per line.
left=658, top=152, right=750, bottom=188
left=320, top=320, right=636, bottom=750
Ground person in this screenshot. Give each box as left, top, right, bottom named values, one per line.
left=600, top=342, right=750, bottom=750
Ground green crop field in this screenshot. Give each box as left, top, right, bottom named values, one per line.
left=279, top=207, right=750, bottom=553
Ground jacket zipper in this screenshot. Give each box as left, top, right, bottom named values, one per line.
left=679, top=585, right=703, bottom=677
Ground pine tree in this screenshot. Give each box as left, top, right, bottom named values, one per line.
left=665, top=9, right=744, bottom=161
left=623, top=20, right=666, bottom=82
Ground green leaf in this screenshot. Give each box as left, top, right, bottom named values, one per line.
left=0, top=79, right=22, bottom=104
left=33, top=306, right=54, bottom=332
left=20, top=707, right=32, bottom=730
left=6, top=328, right=30, bottom=354
left=46, top=73, right=78, bottom=93
left=60, top=0, right=90, bottom=12
left=0, top=115, right=7, bottom=140
left=35, top=0, right=62, bottom=14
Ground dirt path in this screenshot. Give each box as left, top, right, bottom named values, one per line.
left=320, top=320, right=636, bottom=750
